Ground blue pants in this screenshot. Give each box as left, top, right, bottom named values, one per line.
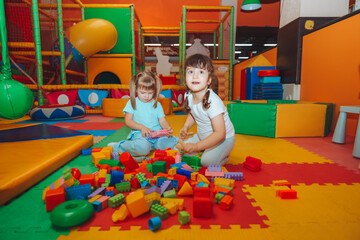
left=112, top=131, right=179, bottom=157
left=184, top=134, right=235, bottom=167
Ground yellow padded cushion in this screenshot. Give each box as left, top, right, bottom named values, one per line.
left=275, top=104, right=327, bottom=137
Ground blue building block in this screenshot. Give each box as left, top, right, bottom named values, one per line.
left=81, top=148, right=92, bottom=155
left=245, top=66, right=276, bottom=100
left=110, top=170, right=124, bottom=184
left=66, top=184, right=92, bottom=200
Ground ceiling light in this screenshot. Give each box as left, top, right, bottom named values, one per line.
left=264, top=43, right=277, bottom=46
left=241, top=0, right=262, bottom=11
left=235, top=43, right=253, bottom=46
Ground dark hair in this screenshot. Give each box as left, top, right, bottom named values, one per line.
left=129, top=71, right=162, bottom=110
left=184, top=54, right=214, bottom=112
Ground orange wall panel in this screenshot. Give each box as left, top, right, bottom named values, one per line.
left=300, top=13, right=360, bottom=136
left=237, top=0, right=280, bottom=27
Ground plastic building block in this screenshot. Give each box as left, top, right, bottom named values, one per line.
left=243, top=156, right=262, bottom=171
left=81, top=148, right=93, bottom=155
left=79, top=174, right=96, bottom=187
left=129, top=178, right=141, bottom=189
left=136, top=172, right=146, bottom=183
left=92, top=152, right=107, bottom=166
left=178, top=211, right=190, bottom=225
left=144, top=192, right=161, bottom=206
left=215, top=192, right=225, bottom=204
left=205, top=169, right=225, bottom=177
left=168, top=167, right=177, bottom=175
left=279, top=189, right=297, bottom=199
left=126, top=189, right=150, bottom=218
left=98, top=159, right=121, bottom=167
left=152, top=161, right=167, bottom=176
left=163, top=202, right=178, bottom=215
left=193, top=187, right=212, bottom=218
left=88, top=195, right=102, bottom=203
left=100, top=147, right=112, bottom=159
left=66, top=184, right=92, bottom=200
left=176, top=168, right=193, bottom=179
left=92, top=147, right=103, bottom=152
left=110, top=170, right=124, bottom=184
left=173, top=174, right=187, bottom=188
left=119, top=152, right=139, bottom=171
left=197, top=174, right=210, bottom=184
left=208, top=165, right=222, bottom=172
left=149, top=129, right=170, bottom=139
left=220, top=195, right=233, bottom=210
left=163, top=188, right=177, bottom=198
left=213, top=185, right=233, bottom=196
left=87, top=186, right=106, bottom=199
left=93, top=195, right=110, bottom=212
left=150, top=203, right=169, bottom=220
left=115, top=182, right=131, bottom=193
left=112, top=204, right=129, bottom=222
left=224, top=172, right=243, bottom=181
left=140, top=180, right=151, bottom=187
left=108, top=193, right=125, bottom=208
left=273, top=180, right=292, bottom=188
left=111, top=151, right=119, bottom=161
left=45, top=187, right=66, bottom=212
left=214, top=177, right=235, bottom=188
left=157, top=178, right=178, bottom=189
left=175, top=152, right=182, bottom=163
left=160, top=198, right=184, bottom=211
left=160, top=180, right=172, bottom=195
left=181, top=155, right=201, bottom=167
left=148, top=216, right=162, bottom=231
left=177, top=181, right=193, bottom=196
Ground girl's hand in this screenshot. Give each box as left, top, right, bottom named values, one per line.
left=179, top=128, right=188, bottom=140
left=166, top=127, right=173, bottom=136
left=140, top=126, right=153, bottom=138
left=182, top=142, right=198, bottom=153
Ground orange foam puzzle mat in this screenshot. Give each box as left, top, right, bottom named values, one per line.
left=1, top=114, right=360, bottom=240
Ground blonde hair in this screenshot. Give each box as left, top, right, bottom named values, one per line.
left=184, top=54, right=214, bottom=112
left=129, top=71, right=162, bottom=110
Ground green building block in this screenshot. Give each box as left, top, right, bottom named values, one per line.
left=181, top=155, right=201, bottom=167
left=219, top=185, right=233, bottom=196
left=146, top=163, right=152, bottom=172
left=136, top=173, right=146, bottom=183
left=108, top=193, right=125, bottom=208
left=150, top=203, right=168, bottom=220
left=215, top=193, right=225, bottom=204
left=98, top=159, right=121, bottom=167
left=152, top=161, right=166, bottom=176
left=115, top=182, right=131, bottom=193
left=163, top=188, right=177, bottom=198
left=178, top=211, right=190, bottom=225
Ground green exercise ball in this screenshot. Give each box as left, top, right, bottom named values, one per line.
left=0, top=77, right=34, bottom=119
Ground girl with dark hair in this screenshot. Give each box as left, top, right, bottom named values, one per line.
left=179, top=54, right=235, bottom=166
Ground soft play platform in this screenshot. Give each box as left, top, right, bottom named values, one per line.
left=1, top=114, right=360, bottom=240
left=0, top=120, right=93, bottom=206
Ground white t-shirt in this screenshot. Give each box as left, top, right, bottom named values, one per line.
left=186, top=89, right=235, bottom=140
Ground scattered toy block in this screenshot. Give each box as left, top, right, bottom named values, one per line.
left=220, top=195, right=233, bottom=210
left=177, top=181, right=193, bottom=196
left=45, top=188, right=65, bottom=212
left=193, top=187, right=212, bottom=218
left=178, top=211, right=190, bottom=225
left=119, top=152, right=139, bottom=171
left=279, top=189, right=297, bottom=199
left=243, top=156, right=262, bottom=171
left=112, top=204, right=129, bottom=222
left=126, top=189, right=150, bottom=218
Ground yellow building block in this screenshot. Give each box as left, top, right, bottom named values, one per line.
left=164, top=202, right=178, bottom=215
left=123, top=174, right=133, bottom=181
left=160, top=198, right=184, bottom=211
left=214, top=177, right=235, bottom=188
left=101, top=147, right=112, bottom=159
left=275, top=104, right=327, bottom=137
left=91, top=152, right=106, bottom=166
left=144, top=192, right=161, bottom=204
left=197, top=174, right=210, bottom=184
left=191, top=172, right=199, bottom=181
left=126, top=189, right=149, bottom=218
left=165, top=149, right=178, bottom=157
left=98, top=169, right=107, bottom=178
left=112, top=204, right=129, bottom=222
left=88, top=195, right=102, bottom=203
left=168, top=168, right=177, bottom=176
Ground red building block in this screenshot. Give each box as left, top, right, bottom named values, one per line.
left=45, top=187, right=65, bottom=212
left=173, top=174, right=187, bottom=188
left=130, top=178, right=141, bottom=190
left=79, top=174, right=96, bottom=187
left=279, top=189, right=297, bottom=199
left=193, top=187, right=212, bottom=218
left=119, top=152, right=139, bottom=171
left=220, top=195, right=233, bottom=210
left=243, top=156, right=262, bottom=171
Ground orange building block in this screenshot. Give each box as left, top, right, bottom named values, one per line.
left=112, top=204, right=129, bottom=222
left=126, top=189, right=149, bottom=218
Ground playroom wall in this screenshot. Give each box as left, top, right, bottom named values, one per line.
left=300, top=11, right=360, bottom=136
